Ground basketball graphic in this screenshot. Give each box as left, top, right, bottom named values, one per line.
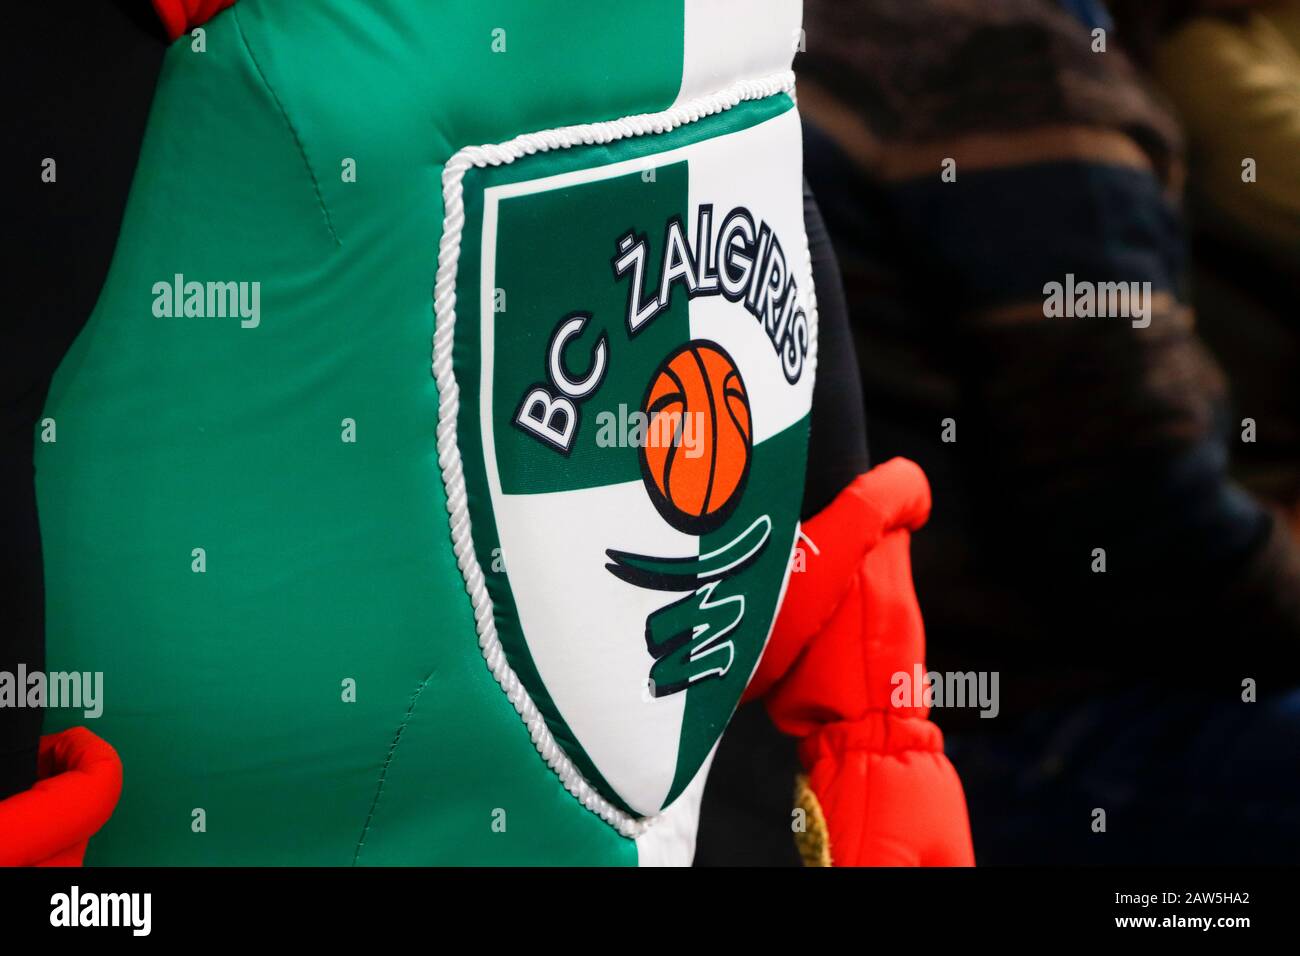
left=640, top=340, right=752, bottom=535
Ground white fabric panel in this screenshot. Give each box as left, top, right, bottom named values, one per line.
left=674, top=0, right=803, bottom=106
left=635, top=744, right=719, bottom=866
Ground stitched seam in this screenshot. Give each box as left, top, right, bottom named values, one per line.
left=352, top=671, right=433, bottom=865
left=232, top=6, right=341, bottom=247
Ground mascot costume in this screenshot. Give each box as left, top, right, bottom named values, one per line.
left=1, top=0, right=973, bottom=867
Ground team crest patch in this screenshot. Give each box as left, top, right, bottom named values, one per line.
left=434, top=76, right=816, bottom=831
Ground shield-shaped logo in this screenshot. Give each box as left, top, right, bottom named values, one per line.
left=435, top=82, right=815, bottom=827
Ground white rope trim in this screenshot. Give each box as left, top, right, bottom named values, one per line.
left=432, top=71, right=798, bottom=839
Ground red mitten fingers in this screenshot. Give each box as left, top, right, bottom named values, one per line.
left=0, top=727, right=123, bottom=867
left=752, top=458, right=975, bottom=866
left=150, top=0, right=237, bottom=41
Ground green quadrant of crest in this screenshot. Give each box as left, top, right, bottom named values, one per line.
left=450, top=92, right=809, bottom=817
left=667, top=420, right=806, bottom=803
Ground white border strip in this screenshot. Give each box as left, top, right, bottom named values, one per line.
left=431, top=71, right=797, bottom=839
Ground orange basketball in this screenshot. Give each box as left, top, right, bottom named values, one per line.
left=640, top=341, right=752, bottom=535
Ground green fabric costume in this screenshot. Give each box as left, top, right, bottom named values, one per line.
left=40, top=0, right=813, bottom=865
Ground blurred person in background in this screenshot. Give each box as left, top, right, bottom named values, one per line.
left=794, top=0, right=1300, bottom=863
left=1111, top=0, right=1300, bottom=538
left=1121, top=0, right=1300, bottom=273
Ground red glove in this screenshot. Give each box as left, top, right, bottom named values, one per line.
left=0, top=727, right=123, bottom=867
left=151, top=0, right=237, bottom=40
left=747, top=457, right=975, bottom=866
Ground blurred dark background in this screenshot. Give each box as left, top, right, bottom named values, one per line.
left=700, top=0, right=1300, bottom=865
